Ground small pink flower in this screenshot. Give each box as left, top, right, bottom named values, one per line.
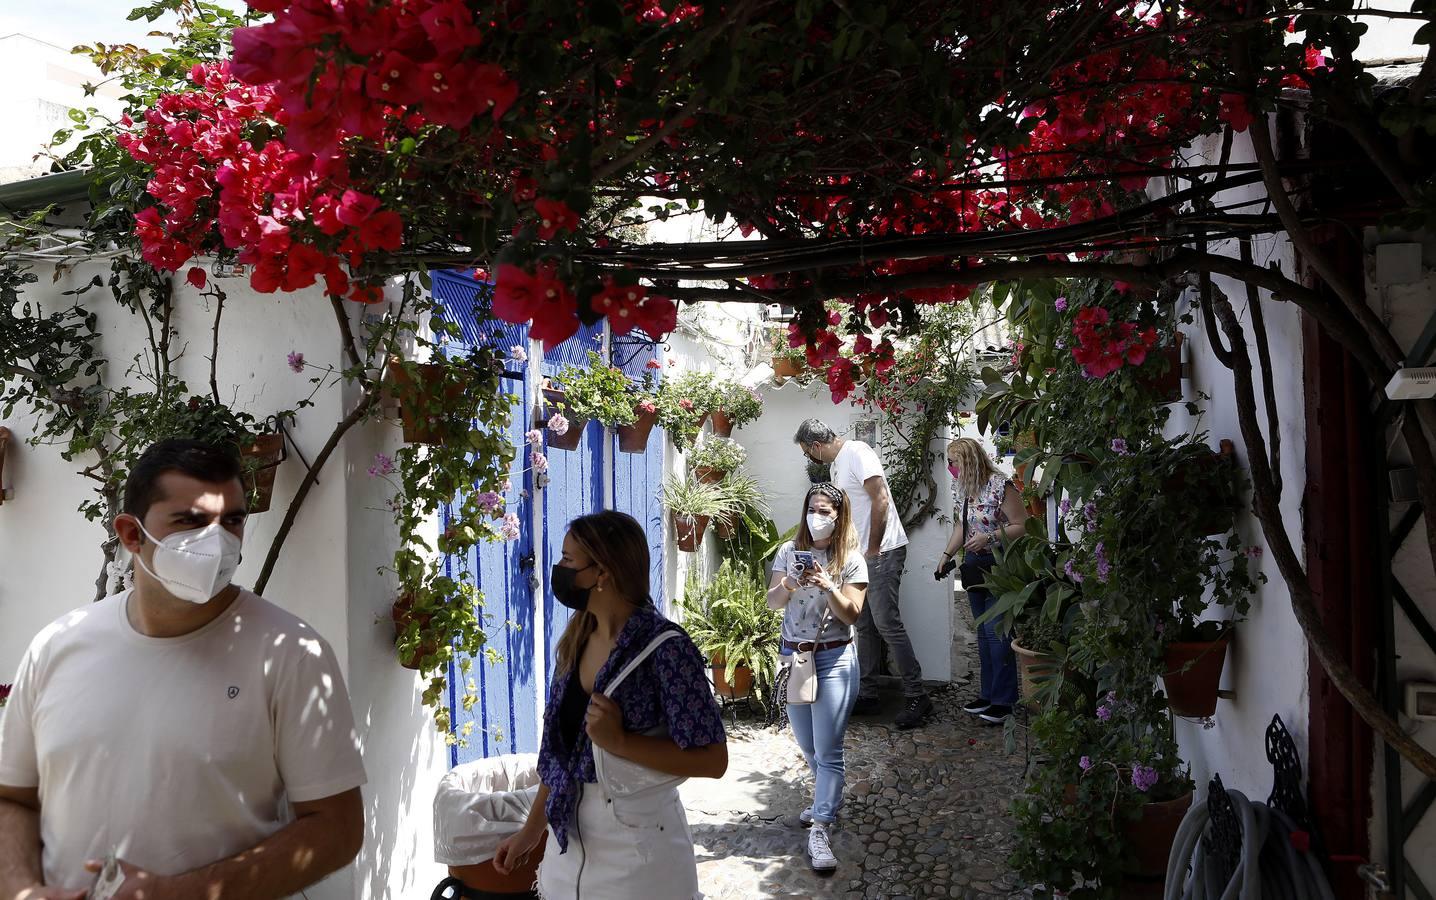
left=476, top=491, right=503, bottom=513
left=639, top=400, right=657, bottom=414
left=287, top=351, right=305, bottom=373
left=547, top=413, right=569, bottom=435
left=1110, top=438, right=1129, bottom=455
left=501, top=478, right=513, bottom=492
left=645, top=358, right=662, bottom=370
left=1054, top=296, right=1068, bottom=311
left=510, top=344, right=528, bottom=363
left=667, top=359, right=676, bottom=368
left=530, top=450, right=549, bottom=473
left=525, top=429, right=544, bottom=446
left=678, top=398, right=694, bottom=411
left=367, top=453, right=395, bottom=477
left=1245, top=546, right=1264, bottom=559
left=499, top=512, right=521, bottom=541
left=1079, top=755, right=1093, bottom=771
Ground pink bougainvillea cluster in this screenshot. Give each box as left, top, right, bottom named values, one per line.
left=1069, top=307, right=1159, bottom=378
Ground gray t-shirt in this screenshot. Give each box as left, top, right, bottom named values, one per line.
left=772, top=541, right=869, bottom=645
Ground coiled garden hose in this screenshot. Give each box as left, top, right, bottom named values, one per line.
left=1163, top=789, right=1335, bottom=900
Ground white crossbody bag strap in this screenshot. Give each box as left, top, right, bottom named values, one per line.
left=602, top=628, right=682, bottom=696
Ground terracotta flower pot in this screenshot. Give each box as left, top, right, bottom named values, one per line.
left=1121, top=790, right=1194, bottom=885
left=711, top=658, right=754, bottom=699
left=1163, top=440, right=1237, bottom=535
left=714, top=515, right=737, bottom=539
left=692, top=465, right=725, bottom=485
left=710, top=409, right=734, bottom=437
left=241, top=432, right=285, bottom=514
left=448, top=833, right=546, bottom=894
left=1011, top=639, right=1061, bottom=708
left=1162, top=630, right=1232, bottom=718
left=540, top=388, right=586, bottom=451
left=617, top=404, right=658, bottom=452
left=392, top=596, right=440, bottom=671
left=674, top=514, right=710, bottom=552
left=388, top=356, right=466, bottom=445
left=772, top=357, right=803, bottom=378
left=695, top=410, right=710, bottom=431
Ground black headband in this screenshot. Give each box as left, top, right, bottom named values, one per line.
left=810, top=482, right=845, bottom=506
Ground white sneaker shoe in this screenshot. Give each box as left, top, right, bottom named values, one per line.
left=799, top=806, right=840, bottom=827
left=807, top=823, right=838, bottom=874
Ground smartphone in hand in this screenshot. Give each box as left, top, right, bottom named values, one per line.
left=792, top=550, right=816, bottom=579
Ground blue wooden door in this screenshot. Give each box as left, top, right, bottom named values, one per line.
left=539, top=323, right=605, bottom=696
left=608, top=337, right=667, bottom=612
left=431, top=272, right=540, bottom=765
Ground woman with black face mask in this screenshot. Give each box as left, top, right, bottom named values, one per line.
left=492, top=510, right=728, bottom=899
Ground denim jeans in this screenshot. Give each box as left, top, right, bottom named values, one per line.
left=965, top=551, right=1018, bottom=707
left=855, top=545, right=925, bottom=700
left=785, top=643, right=859, bottom=824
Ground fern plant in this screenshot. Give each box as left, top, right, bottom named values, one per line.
left=680, top=560, right=783, bottom=705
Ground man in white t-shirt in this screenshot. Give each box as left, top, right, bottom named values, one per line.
left=0, top=439, right=367, bottom=900
left=794, top=419, right=933, bottom=729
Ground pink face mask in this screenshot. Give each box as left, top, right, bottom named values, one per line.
left=947, top=464, right=960, bottom=479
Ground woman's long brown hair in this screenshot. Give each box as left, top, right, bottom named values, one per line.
left=947, top=437, right=1002, bottom=501
left=553, top=510, right=652, bottom=676
left=793, top=482, right=857, bottom=578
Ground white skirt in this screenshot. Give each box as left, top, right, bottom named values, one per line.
left=537, top=781, right=700, bottom=900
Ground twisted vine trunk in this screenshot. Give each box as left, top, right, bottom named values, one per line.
left=1212, top=294, right=1436, bottom=780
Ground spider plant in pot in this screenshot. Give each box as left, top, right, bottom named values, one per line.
left=712, top=472, right=769, bottom=540
left=662, top=474, right=739, bottom=552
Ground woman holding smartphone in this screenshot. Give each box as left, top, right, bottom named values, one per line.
left=766, top=482, right=869, bottom=875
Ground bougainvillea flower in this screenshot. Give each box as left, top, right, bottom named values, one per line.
left=533, top=198, right=579, bottom=240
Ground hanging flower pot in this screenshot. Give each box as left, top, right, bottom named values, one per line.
left=772, top=357, right=804, bottom=378
left=616, top=402, right=658, bottom=452
left=1161, top=628, right=1232, bottom=718
left=1011, top=639, right=1061, bottom=708
left=1121, top=790, right=1194, bottom=886
left=714, top=514, right=737, bottom=539
left=1162, top=441, right=1237, bottom=535
left=692, top=465, right=725, bottom=485
left=711, top=657, right=754, bottom=699
left=540, top=388, right=586, bottom=451
left=710, top=409, right=734, bottom=437
left=241, top=432, right=285, bottom=514
left=674, top=513, right=710, bottom=552
left=387, top=355, right=467, bottom=445
left=392, top=595, right=440, bottom=671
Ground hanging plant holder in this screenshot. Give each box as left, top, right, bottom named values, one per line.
left=1162, top=627, right=1232, bottom=718
left=540, top=387, right=586, bottom=451
left=387, top=355, right=468, bottom=445
left=674, top=513, right=710, bottom=551
left=772, top=357, right=804, bottom=378
left=710, top=409, right=734, bottom=437
left=616, top=403, right=658, bottom=452
left=241, top=432, right=286, bottom=514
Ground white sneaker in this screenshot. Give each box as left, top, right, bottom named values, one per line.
left=807, top=823, right=838, bottom=874
left=799, top=806, right=840, bottom=827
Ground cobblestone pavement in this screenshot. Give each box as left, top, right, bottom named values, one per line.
left=683, top=667, right=1029, bottom=899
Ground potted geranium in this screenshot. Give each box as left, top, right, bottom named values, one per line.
left=662, top=474, right=738, bottom=551
left=679, top=559, right=782, bottom=702
left=546, top=351, right=637, bottom=450
left=710, top=382, right=763, bottom=436
left=689, top=436, right=746, bottom=484
left=655, top=371, right=719, bottom=452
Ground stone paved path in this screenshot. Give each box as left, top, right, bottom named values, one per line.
left=682, top=658, right=1029, bottom=898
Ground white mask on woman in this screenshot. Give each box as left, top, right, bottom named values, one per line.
left=806, top=513, right=837, bottom=539
left=134, top=522, right=243, bottom=604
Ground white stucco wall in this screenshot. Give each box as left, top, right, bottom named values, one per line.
left=0, top=265, right=453, bottom=899
left=1158, top=132, right=1313, bottom=802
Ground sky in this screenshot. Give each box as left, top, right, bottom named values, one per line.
left=0, top=0, right=245, bottom=52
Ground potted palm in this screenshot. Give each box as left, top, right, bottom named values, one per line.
left=680, top=560, right=782, bottom=702
left=710, top=382, right=764, bottom=436
left=662, top=475, right=738, bottom=551
left=688, top=435, right=746, bottom=484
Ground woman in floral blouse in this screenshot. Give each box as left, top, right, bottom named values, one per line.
left=493, top=510, right=727, bottom=899
left=937, top=438, right=1031, bottom=725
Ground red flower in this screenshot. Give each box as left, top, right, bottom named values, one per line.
left=358, top=210, right=404, bottom=251
left=186, top=267, right=207, bottom=289
left=533, top=198, right=579, bottom=240
left=336, top=190, right=382, bottom=227
left=593, top=282, right=646, bottom=334
left=419, top=2, right=484, bottom=56
left=494, top=264, right=578, bottom=348
left=633, top=295, right=677, bottom=339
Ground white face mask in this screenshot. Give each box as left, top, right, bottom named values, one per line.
left=133, top=521, right=243, bottom=604
left=806, top=513, right=837, bottom=540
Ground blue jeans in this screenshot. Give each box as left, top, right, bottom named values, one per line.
left=965, top=552, right=1018, bottom=707
left=785, top=643, right=859, bottom=824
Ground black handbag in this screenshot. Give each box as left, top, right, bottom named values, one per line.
left=956, top=497, right=997, bottom=590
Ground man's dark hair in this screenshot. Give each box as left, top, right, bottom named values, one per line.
left=122, top=438, right=245, bottom=520
left=793, top=419, right=837, bottom=446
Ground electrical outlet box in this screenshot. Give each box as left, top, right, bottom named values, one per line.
left=1385, top=367, right=1436, bottom=401
left=1406, top=682, right=1436, bottom=721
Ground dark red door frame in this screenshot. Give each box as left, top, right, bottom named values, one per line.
left=1301, top=234, right=1375, bottom=900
